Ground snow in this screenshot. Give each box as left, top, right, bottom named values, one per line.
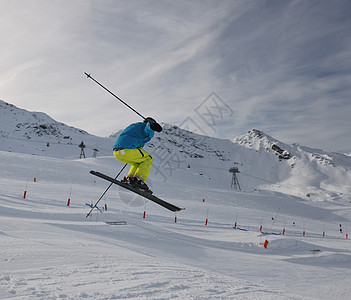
left=1, top=100, right=351, bottom=299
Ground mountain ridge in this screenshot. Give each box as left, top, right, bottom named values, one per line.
left=1, top=99, right=350, bottom=202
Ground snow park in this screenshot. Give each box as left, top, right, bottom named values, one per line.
left=1, top=99, right=351, bottom=299
left=1, top=1, right=351, bottom=299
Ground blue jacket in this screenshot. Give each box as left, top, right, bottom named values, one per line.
left=113, top=122, right=154, bottom=149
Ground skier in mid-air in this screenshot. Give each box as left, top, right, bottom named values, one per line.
left=113, top=117, right=162, bottom=193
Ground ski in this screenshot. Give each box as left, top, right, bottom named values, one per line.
left=90, top=170, right=184, bottom=212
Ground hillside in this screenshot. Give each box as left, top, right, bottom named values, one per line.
left=1, top=99, right=351, bottom=204
left=142, top=125, right=351, bottom=203
left=0, top=99, right=113, bottom=158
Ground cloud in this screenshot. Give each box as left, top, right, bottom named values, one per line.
left=0, top=60, right=42, bottom=88
left=0, top=0, right=350, bottom=152
left=204, top=1, right=351, bottom=151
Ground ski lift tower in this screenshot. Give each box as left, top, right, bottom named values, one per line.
left=229, top=167, right=241, bottom=190
left=79, top=141, right=86, bottom=159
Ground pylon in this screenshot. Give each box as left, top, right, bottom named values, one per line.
left=263, top=240, right=269, bottom=249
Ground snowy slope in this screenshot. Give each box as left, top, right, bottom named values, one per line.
left=142, top=126, right=351, bottom=203
left=0, top=100, right=113, bottom=158
left=1, top=100, right=351, bottom=299
left=233, top=129, right=351, bottom=201
left=1, top=151, right=351, bottom=299
left=2, top=99, right=350, bottom=203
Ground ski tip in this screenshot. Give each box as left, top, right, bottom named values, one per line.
left=84, top=72, right=91, bottom=78
left=173, top=207, right=185, bottom=212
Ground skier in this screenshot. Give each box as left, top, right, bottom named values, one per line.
left=113, top=117, right=162, bottom=193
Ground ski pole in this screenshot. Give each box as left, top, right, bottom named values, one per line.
left=86, top=163, right=128, bottom=218
left=84, top=72, right=145, bottom=120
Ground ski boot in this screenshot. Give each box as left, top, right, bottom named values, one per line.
left=130, top=177, right=152, bottom=194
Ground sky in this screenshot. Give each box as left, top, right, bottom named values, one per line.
left=1, top=0, right=351, bottom=153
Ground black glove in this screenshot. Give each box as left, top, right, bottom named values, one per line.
left=150, top=122, right=162, bottom=132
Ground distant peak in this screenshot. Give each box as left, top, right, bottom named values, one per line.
left=233, top=129, right=292, bottom=159
left=248, top=129, right=264, bottom=138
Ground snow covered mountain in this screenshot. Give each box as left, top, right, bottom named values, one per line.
left=140, top=125, right=350, bottom=202
left=0, top=99, right=113, bottom=158
left=1, top=99, right=350, bottom=202
left=232, top=129, right=351, bottom=201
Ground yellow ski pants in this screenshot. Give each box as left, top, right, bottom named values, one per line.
left=113, top=148, right=152, bottom=182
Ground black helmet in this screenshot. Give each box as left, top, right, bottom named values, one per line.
left=143, top=117, right=156, bottom=124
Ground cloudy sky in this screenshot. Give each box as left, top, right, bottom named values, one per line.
left=1, top=0, right=350, bottom=152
